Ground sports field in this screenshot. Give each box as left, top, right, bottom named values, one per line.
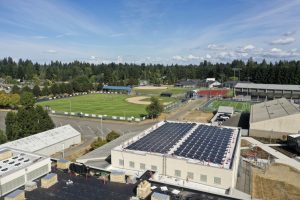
left=37, top=94, right=147, bottom=117
left=206, top=100, right=252, bottom=112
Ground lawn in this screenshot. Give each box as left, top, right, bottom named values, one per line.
left=37, top=94, right=147, bottom=117
left=134, top=87, right=191, bottom=95
left=206, top=100, right=252, bottom=112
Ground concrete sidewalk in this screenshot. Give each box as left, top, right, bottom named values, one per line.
left=242, top=137, right=300, bottom=170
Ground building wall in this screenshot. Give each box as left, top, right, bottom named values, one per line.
left=35, top=135, right=81, bottom=156
left=111, top=149, right=238, bottom=189
left=165, top=157, right=233, bottom=189
left=0, top=158, right=51, bottom=196
left=250, top=114, right=300, bottom=138
left=111, top=150, right=164, bottom=174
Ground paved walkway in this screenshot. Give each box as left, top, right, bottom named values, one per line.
left=243, top=137, right=300, bottom=170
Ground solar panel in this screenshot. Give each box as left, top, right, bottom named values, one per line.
left=174, top=124, right=234, bottom=165
left=125, top=122, right=196, bottom=154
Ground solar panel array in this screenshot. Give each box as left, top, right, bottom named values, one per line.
left=174, top=125, right=233, bottom=164
left=126, top=122, right=195, bottom=153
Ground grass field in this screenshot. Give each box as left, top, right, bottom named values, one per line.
left=206, top=100, right=252, bottom=112
left=134, top=87, right=190, bottom=95
left=38, top=94, right=147, bottom=117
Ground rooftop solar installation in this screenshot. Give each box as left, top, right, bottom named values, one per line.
left=174, top=125, right=235, bottom=166
left=123, top=121, right=239, bottom=169
left=125, top=122, right=196, bottom=154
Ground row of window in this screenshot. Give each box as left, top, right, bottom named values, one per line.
left=119, top=159, right=158, bottom=171
left=174, top=170, right=221, bottom=184
left=119, top=159, right=221, bottom=185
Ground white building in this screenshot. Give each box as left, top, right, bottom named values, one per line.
left=0, top=148, right=51, bottom=196
left=250, top=98, right=300, bottom=139
left=111, top=121, right=240, bottom=192
left=0, top=125, right=81, bottom=156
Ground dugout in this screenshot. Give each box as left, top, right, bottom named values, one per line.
left=102, top=86, right=132, bottom=94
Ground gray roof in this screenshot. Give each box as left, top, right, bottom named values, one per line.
left=250, top=98, right=300, bottom=123
left=218, top=106, right=234, bottom=114
left=0, top=125, right=81, bottom=153
left=235, top=83, right=300, bottom=91
left=76, top=131, right=140, bottom=169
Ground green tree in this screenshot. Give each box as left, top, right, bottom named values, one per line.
left=32, top=85, right=41, bottom=97
left=0, top=129, right=7, bottom=144
left=11, top=85, right=20, bottom=94
left=20, top=92, right=35, bottom=108
left=50, top=83, right=60, bottom=95
left=21, top=85, right=32, bottom=93
left=41, top=85, right=49, bottom=96
left=91, top=137, right=107, bottom=150
left=106, top=131, right=120, bottom=142
left=35, top=105, right=55, bottom=132
left=146, top=97, right=164, bottom=118
left=5, top=111, right=19, bottom=140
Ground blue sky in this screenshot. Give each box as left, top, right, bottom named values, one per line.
left=0, top=0, right=299, bottom=64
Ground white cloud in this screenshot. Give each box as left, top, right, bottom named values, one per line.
left=235, top=44, right=255, bottom=53
left=90, top=56, right=96, bottom=60
left=206, top=54, right=211, bottom=59
left=243, top=44, right=255, bottom=50
left=187, top=54, right=199, bottom=60
left=270, top=48, right=282, bottom=53
left=270, top=37, right=295, bottom=45
left=172, top=55, right=185, bottom=61
left=45, top=49, right=57, bottom=54
left=207, top=44, right=226, bottom=51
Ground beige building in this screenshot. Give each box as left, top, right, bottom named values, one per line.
left=249, top=98, right=300, bottom=139
left=111, top=121, right=240, bottom=191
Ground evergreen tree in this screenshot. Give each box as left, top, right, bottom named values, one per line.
left=0, top=130, right=7, bottom=144
left=146, top=97, right=164, bottom=118
left=20, top=92, right=35, bottom=108
left=5, top=111, right=19, bottom=140
left=11, top=85, right=20, bottom=94
left=41, top=85, right=49, bottom=96
left=32, top=85, right=41, bottom=97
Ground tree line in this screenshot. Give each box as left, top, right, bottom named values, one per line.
left=4, top=92, right=54, bottom=143
left=1, top=57, right=300, bottom=86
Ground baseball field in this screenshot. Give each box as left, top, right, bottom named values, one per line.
left=38, top=94, right=148, bottom=117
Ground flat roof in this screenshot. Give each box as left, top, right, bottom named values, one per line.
left=235, top=83, right=300, bottom=91
left=218, top=106, right=234, bottom=114
left=0, top=148, right=48, bottom=177
left=116, top=121, right=240, bottom=169
left=0, top=125, right=81, bottom=153
left=250, top=98, right=300, bottom=123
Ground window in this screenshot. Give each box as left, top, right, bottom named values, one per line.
left=187, top=172, right=194, bottom=180
left=175, top=170, right=181, bottom=177
left=119, top=159, right=124, bottom=166
left=140, top=163, right=145, bottom=170
left=214, top=177, right=221, bottom=185
left=200, top=174, right=207, bottom=182
left=129, top=161, right=135, bottom=168
left=151, top=165, right=157, bottom=171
